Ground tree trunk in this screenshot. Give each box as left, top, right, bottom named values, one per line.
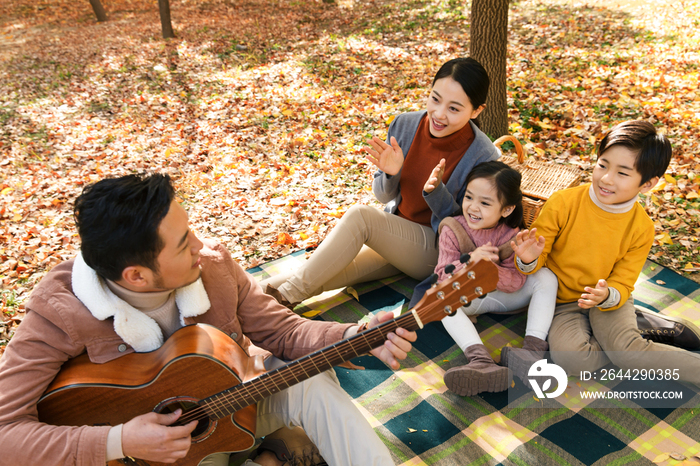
left=470, top=0, right=509, bottom=138
left=158, top=0, right=176, bottom=39
left=88, top=0, right=108, bottom=22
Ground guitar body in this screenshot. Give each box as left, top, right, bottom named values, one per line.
left=38, top=325, right=263, bottom=466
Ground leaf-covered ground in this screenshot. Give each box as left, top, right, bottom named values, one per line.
left=1, top=0, right=699, bottom=351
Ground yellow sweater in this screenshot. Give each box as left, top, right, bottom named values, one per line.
left=519, top=183, right=654, bottom=310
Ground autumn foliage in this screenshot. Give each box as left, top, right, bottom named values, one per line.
left=1, top=0, right=699, bottom=352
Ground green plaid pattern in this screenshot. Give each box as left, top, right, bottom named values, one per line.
left=250, top=255, right=700, bottom=465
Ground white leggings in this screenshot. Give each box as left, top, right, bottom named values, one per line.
left=442, top=267, right=558, bottom=352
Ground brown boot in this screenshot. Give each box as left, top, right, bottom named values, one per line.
left=443, top=344, right=512, bottom=396
left=264, top=284, right=299, bottom=311
left=254, top=426, right=327, bottom=466
left=500, top=335, right=549, bottom=387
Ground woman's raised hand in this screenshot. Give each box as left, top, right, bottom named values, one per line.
left=424, top=159, right=446, bottom=193
left=365, top=136, right=404, bottom=176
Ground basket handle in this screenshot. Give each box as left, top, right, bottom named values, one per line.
left=494, top=135, right=525, bottom=163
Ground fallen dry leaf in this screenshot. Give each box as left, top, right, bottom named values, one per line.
left=346, top=287, right=360, bottom=301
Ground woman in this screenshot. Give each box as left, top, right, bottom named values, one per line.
left=261, top=57, right=500, bottom=309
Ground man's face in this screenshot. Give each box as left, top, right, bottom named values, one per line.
left=149, top=200, right=204, bottom=291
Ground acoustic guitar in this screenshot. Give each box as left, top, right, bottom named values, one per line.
left=38, top=257, right=498, bottom=465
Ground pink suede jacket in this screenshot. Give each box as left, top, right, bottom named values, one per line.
left=0, top=240, right=351, bottom=465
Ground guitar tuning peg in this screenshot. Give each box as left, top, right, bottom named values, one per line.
left=429, top=273, right=438, bottom=286
left=478, top=293, right=487, bottom=300
left=444, top=264, right=455, bottom=275
left=460, top=253, right=471, bottom=264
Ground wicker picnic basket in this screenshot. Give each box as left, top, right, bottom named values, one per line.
left=494, top=135, right=581, bottom=227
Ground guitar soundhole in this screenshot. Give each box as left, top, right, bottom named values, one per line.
left=154, top=396, right=216, bottom=443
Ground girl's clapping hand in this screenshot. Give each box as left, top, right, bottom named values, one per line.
left=469, top=242, right=499, bottom=264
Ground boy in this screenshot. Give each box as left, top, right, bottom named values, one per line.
left=510, top=120, right=700, bottom=386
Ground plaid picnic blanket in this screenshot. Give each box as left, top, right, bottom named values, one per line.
left=250, top=253, right=700, bottom=465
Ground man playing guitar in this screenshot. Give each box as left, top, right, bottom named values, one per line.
left=0, top=173, right=417, bottom=465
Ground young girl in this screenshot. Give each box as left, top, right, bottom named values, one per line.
left=409, top=161, right=558, bottom=397
left=261, top=58, right=501, bottom=310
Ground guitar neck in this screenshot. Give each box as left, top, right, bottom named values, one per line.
left=197, top=259, right=499, bottom=422
left=200, top=312, right=419, bottom=420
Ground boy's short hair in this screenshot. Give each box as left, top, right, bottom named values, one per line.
left=597, top=120, right=672, bottom=185
left=74, top=174, right=175, bottom=281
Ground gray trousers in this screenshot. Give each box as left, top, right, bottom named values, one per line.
left=548, top=297, right=700, bottom=387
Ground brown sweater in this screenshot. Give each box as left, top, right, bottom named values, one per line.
left=397, top=115, right=475, bottom=225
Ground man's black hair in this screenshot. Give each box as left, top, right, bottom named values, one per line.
left=597, top=120, right=673, bottom=185
left=74, top=173, right=175, bottom=281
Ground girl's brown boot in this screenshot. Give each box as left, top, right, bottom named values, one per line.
left=499, top=335, right=549, bottom=387
left=443, top=344, right=513, bottom=396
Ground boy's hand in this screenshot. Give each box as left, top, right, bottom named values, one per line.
left=578, top=279, right=609, bottom=309
left=365, top=136, right=404, bottom=176
left=469, top=242, right=499, bottom=264
left=511, top=228, right=545, bottom=264
left=424, top=159, right=446, bottom=193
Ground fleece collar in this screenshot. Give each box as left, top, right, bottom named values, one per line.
left=71, top=252, right=211, bottom=352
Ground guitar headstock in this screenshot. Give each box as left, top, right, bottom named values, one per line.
left=410, top=259, right=499, bottom=327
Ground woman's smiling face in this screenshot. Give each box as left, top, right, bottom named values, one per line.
left=426, top=77, right=485, bottom=138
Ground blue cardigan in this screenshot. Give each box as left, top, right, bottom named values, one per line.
left=372, top=110, right=500, bottom=231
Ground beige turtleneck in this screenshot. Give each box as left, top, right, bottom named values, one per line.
left=106, top=280, right=182, bottom=339
left=103, top=280, right=182, bottom=462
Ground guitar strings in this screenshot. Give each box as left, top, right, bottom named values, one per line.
left=175, top=278, right=476, bottom=426
left=175, top=324, right=393, bottom=424
left=173, top=319, right=409, bottom=426
left=177, top=262, right=486, bottom=424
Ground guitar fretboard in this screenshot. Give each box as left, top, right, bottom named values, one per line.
left=200, top=312, right=419, bottom=420
left=168, top=258, right=497, bottom=428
